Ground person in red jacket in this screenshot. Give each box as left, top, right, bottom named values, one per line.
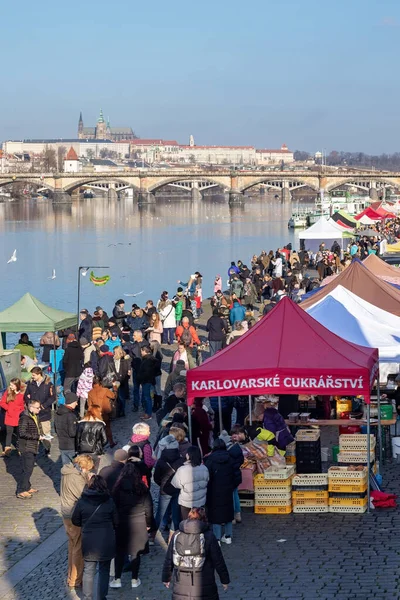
left=191, top=398, right=213, bottom=456
left=0, top=378, right=25, bottom=456
left=175, top=317, right=200, bottom=348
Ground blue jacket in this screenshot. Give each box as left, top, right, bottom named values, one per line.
left=126, top=315, right=148, bottom=334
left=106, top=338, right=121, bottom=352
left=227, top=265, right=240, bottom=278
left=229, top=302, right=246, bottom=326
left=210, top=396, right=235, bottom=412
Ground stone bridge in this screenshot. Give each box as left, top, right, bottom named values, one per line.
left=1, top=170, right=400, bottom=203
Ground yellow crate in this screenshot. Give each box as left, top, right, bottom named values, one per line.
left=293, top=505, right=329, bottom=513
left=292, top=497, right=328, bottom=506
left=286, top=456, right=296, bottom=464
left=254, top=474, right=292, bottom=488
left=328, top=467, right=367, bottom=479
left=328, top=482, right=367, bottom=493
left=292, top=491, right=329, bottom=500
left=328, top=497, right=367, bottom=507
left=254, top=504, right=292, bottom=514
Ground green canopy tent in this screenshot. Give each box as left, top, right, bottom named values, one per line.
left=0, top=293, right=77, bottom=395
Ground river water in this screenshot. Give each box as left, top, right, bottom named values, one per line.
left=0, top=195, right=298, bottom=316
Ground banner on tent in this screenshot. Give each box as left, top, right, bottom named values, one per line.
left=188, top=370, right=376, bottom=401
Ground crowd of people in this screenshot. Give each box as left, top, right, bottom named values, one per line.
left=1, top=235, right=392, bottom=598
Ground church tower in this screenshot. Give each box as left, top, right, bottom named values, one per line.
left=106, top=116, right=111, bottom=139
left=95, top=108, right=107, bottom=139
left=78, top=112, right=84, bottom=138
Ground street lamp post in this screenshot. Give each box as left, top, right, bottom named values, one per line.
left=77, top=266, right=109, bottom=331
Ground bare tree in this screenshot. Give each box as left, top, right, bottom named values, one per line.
left=42, top=145, right=57, bottom=172
left=57, top=145, right=67, bottom=172
left=86, top=149, right=95, bottom=160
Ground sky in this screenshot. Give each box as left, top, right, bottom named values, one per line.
left=1, top=0, right=400, bottom=153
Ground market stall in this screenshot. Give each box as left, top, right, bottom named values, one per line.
left=301, top=259, right=400, bottom=316
left=298, top=216, right=353, bottom=252
left=187, top=297, right=379, bottom=510
left=0, top=293, right=77, bottom=392
left=363, top=253, right=400, bottom=284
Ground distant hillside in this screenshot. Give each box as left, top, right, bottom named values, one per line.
left=294, top=150, right=400, bottom=171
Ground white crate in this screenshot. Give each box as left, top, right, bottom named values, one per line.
left=338, top=452, right=375, bottom=463
left=254, top=490, right=292, bottom=501
left=328, top=467, right=367, bottom=479
left=263, top=465, right=295, bottom=480
left=292, top=473, right=328, bottom=487
left=329, top=505, right=367, bottom=514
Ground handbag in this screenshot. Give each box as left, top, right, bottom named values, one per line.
left=82, top=504, right=102, bottom=532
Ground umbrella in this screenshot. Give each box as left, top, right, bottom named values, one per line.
left=357, top=229, right=379, bottom=238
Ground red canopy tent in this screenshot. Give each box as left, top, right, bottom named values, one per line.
left=187, top=297, right=378, bottom=405
left=355, top=207, right=394, bottom=221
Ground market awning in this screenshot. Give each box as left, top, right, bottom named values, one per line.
left=306, top=286, right=400, bottom=362
left=300, top=259, right=400, bottom=316
left=0, top=293, right=77, bottom=332
left=186, top=297, right=378, bottom=405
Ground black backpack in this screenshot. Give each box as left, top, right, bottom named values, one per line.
left=173, top=531, right=206, bottom=580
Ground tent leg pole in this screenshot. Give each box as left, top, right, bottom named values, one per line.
left=218, top=396, right=223, bottom=435
left=188, top=404, right=192, bottom=444
left=249, top=395, right=252, bottom=426
left=377, top=379, right=382, bottom=473
left=367, top=402, right=371, bottom=514
left=77, top=267, right=81, bottom=334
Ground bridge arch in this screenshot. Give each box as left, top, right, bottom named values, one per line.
left=325, top=176, right=399, bottom=192
left=148, top=177, right=230, bottom=194
left=239, top=177, right=319, bottom=193
left=0, top=178, right=55, bottom=191
left=63, top=177, right=140, bottom=194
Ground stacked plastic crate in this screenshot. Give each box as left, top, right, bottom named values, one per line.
left=285, top=441, right=296, bottom=465
left=328, top=466, right=368, bottom=514
left=295, top=429, right=322, bottom=473
left=253, top=466, right=295, bottom=515
left=292, top=473, right=329, bottom=513
left=337, top=434, right=376, bottom=473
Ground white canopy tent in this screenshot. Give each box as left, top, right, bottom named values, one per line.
left=299, top=217, right=353, bottom=251
left=306, top=285, right=400, bottom=362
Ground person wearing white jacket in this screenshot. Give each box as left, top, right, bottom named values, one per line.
left=157, top=296, right=177, bottom=345
left=171, top=446, right=209, bottom=520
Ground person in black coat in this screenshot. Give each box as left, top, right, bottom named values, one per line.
left=54, top=392, right=79, bottom=465
left=24, top=367, right=53, bottom=454
left=72, top=475, right=118, bottom=600
left=154, top=436, right=185, bottom=530
left=206, top=309, right=228, bottom=356
left=63, top=337, right=84, bottom=393
left=16, top=400, right=43, bottom=498
left=98, top=449, right=128, bottom=492
left=113, top=347, right=131, bottom=417
left=110, top=462, right=153, bottom=589
left=75, top=405, right=107, bottom=466
left=137, top=346, right=158, bottom=418
left=162, top=508, right=230, bottom=600
left=78, top=310, right=93, bottom=342
left=203, top=439, right=240, bottom=544
left=112, top=300, right=128, bottom=329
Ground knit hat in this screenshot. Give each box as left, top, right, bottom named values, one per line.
left=100, top=344, right=109, bottom=352
left=116, top=299, right=124, bottom=306
left=219, top=430, right=232, bottom=449
left=80, top=337, right=89, bottom=346
left=175, top=359, right=185, bottom=369
left=96, top=306, right=103, bottom=311
left=65, top=391, right=79, bottom=405
left=162, top=434, right=179, bottom=450
left=114, top=449, right=128, bottom=462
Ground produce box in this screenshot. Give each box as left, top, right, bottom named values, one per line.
left=328, top=496, right=368, bottom=507
left=293, top=505, right=329, bottom=513
left=329, top=505, right=367, bottom=514
left=255, top=490, right=292, bottom=501
left=292, top=473, right=328, bottom=487
left=292, top=497, right=328, bottom=506
left=295, top=430, right=320, bottom=442
left=328, top=466, right=367, bottom=479
left=292, top=491, right=329, bottom=500
left=328, top=481, right=367, bottom=493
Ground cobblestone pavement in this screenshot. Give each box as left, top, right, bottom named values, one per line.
left=1, top=308, right=400, bottom=599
